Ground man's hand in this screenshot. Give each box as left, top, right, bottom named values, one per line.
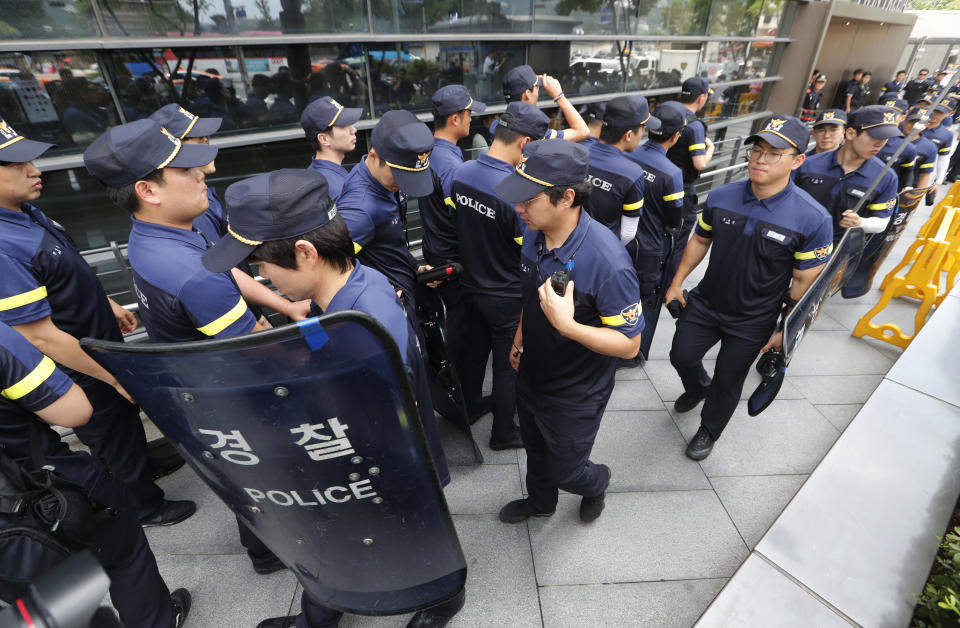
left=839, top=210, right=862, bottom=229
left=705, top=137, right=714, bottom=152
left=538, top=277, right=575, bottom=335
left=113, top=380, right=135, bottom=404
left=284, top=299, right=313, bottom=321
left=109, top=298, right=138, bottom=334
left=509, top=343, right=522, bottom=371
left=664, top=284, right=687, bottom=309
left=541, top=74, right=563, bottom=100
left=418, top=264, right=442, bottom=289
left=760, top=330, right=784, bottom=354
left=257, top=315, right=274, bottom=330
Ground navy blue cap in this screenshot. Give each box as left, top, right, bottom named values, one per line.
left=371, top=110, right=435, bottom=197
left=83, top=119, right=218, bottom=187
left=648, top=101, right=687, bottom=138
left=579, top=102, right=606, bottom=122
left=497, top=101, right=551, bottom=141
left=905, top=106, right=928, bottom=122
left=300, top=96, right=363, bottom=140
left=887, top=99, right=909, bottom=114
left=681, top=77, right=712, bottom=99
left=812, top=109, right=847, bottom=127
left=627, top=95, right=661, bottom=132
left=603, top=95, right=660, bottom=131
left=746, top=115, right=810, bottom=151
left=202, top=169, right=335, bottom=273
left=848, top=105, right=904, bottom=139
left=149, top=103, right=221, bottom=139
left=493, top=139, right=589, bottom=203
left=432, top=85, right=486, bottom=117
left=877, top=92, right=899, bottom=106
left=503, top=65, right=542, bottom=100
left=0, top=118, right=52, bottom=162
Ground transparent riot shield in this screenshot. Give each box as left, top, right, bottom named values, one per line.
left=80, top=311, right=466, bottom=615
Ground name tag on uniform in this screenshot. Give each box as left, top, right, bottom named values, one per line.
left=763, top=229, right=787, bottom=243
left=848, top=188, right=865, bottom=198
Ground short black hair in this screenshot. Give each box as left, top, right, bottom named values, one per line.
left=920, top=68, right=929, bottom=74
left=544, top=180, right=590, bottom=208
left=308, top=125, right=338, bottom=153
left=853, top=68, right=863, bottom=75
left=861, top=72, right=872, bottom=78
left=433, top=108, right=468, bottom=130
left=679, top=93, right=699, bottom=104
left=249, top=213, right=354, bottom=273
left=897, top=70, right=907, bottom=75
left=493, top=123, right=530, bottom=144
left=105, top=169, right=165, bottom=214
left=599, top=124, right=640, bottom=145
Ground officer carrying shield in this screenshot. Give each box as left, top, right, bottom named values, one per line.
left=794, top=105, right=901, bottom=243
left=666, top=116, right=833, bottom=460
left=0, top=321, right=191, bottom=628
left=875, top=99, right=919, bottom=191
left=905, top=106, right=939, bottom=190
left=493, top=140, right=643, bottom=524
left=920, top=98, right=956, bottom=198
left=806, top=109, right=847, bottom=156
left=625, top=101, right=687, bottom=361
left=201, top=168, right=461, bottom=628
left=300, top=96, right=363, bottom=201
left=0, top=118, right=192, bottom=526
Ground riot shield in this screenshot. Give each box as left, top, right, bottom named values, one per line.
left=842, top=186, right=931, bottom=299
left=415, top=284, right=483, bottom=463
left=80, top=312, right=466, bottom=615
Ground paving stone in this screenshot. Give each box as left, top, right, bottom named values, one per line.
left=606, top=378, right=668, bottom=411
left=446, top=464, right=523, bottom=515
left=710, top=475, right=808, bottom=549
left=787, top=374, right=883, bottom=405
left=539, top=579, right=727, bottom=628
left=438, top=413, right=519, bottom=466
left=615, top=363, right=649, bottom=381
left=645, top=319, right=720, bottom=362
left=808, top=310, right=846, bottom=331
left=815, top=404, right=862, bottom=432
left=671, top=400, right=840, bottom=477
left=822, top=299, right=928, bottom=333
left=786, top=331, right=894, bottom=376
left=644, top=358, right=804, bottom=404
left=529, top=491, right=748, bottom=585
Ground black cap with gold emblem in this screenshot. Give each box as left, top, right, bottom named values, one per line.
left=0, top=117, right=53, bottom=163
left=492, top=139, right=589, bottom=203
left=371, top=109, right=435, bottom=197
left=848, top=105, right=904, bottom=140
left=812, top=108, right=847, bottom=128
left=746, top=115, right=810, bottom=152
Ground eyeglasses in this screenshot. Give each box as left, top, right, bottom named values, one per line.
left=746, top=146, right=798, bottom=164
left=517, top=192, right=547, bottom=208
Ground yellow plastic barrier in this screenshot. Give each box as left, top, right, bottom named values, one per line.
left=853, top=208, right=958, bottom=349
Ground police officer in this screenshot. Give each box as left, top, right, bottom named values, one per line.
left=904, top=69, right=934, bottom=106
left=493, top=140, right=643, bottom=524
left=0, top=118, right=192, bottom=526
left=904, top=107, right=939, bottom=190
left=795, top=105, right=901, bottom=243
left=881, top=70, right=907, bottom=99
left=200, top=168, right=461, bottom=628
left=665, top=77, right=715, bottom=290
left=807, top=109, right=847, bottom=156
left=625, top=100, right=686, bottom=360
left=875, top=99, right=918, bottom=191
left=0, top=321, right=191, bottom=628
left=845, top=71, right=870, bottom=113
left=494, top=64, right=589, bottom=142
left=450, top=102, right=551, bottom=450
left=801, top=74, right=827, bottom=124
left=666, top=116, right=833, bottom=460
left=337, top=110, right=435, bottom=318
left=300, top=96, right=363, bottom=201
left=580, top=101, right=606, bottom=147
left=921, top=99, right=956, bottom=198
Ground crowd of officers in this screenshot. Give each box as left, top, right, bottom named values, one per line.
left=0, top=60, right=957, bottom=628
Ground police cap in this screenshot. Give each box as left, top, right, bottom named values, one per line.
left=300, top=96, right=363, bottom=140
left=432, top=85, right=486, bottom=117
left=648, top=101, right=687, bottom=139
left=503, top=65, right=541, bottom=100
left=149, top=103, right=222, bottom=139
left=497, top=102, right=551, bottom=141
left=681, top=77, right=712, bottom=99
left=746, top=115, right=809, bottom=151
left=848, top=105, right=904, bottom=139
left=371, top=110, right=435, bottom=197
left=0, top=117, right=52, bottom=163
left=812, top=109, right=847, bottom=128
left=493, top=139, right=589, bottom=203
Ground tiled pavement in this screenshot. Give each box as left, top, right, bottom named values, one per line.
left=133, top=185, right=949, bottom=627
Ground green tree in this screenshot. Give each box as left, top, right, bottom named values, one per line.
left=907, top=0, right=960, bottom=9
left=254, top=0, right=278, bottom=27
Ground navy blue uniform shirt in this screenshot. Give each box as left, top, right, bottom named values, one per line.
left=794, top=150, right=899, bottom=241
left=418, top=137, right=464, bottom=266
left=0, top=204, right=121, bottom=353
left=666, top=109, right=707, bottom=187
left=518, top=209, right=643, bottom=407
left=876, top=136, right=918, bottom=190
left=128, top=218, right=257, bottom=343
left=626, top=141, right=685, bottom=251
left=193, top=187, right=228, bottom=243
left=922, top=122, right=954, bottom=157
left=584, top=141, right=645, bottom=235
left=338, top=156, right=418, bottom=300
left=693, top=180, right=833, bottom=324
left=451, top=153, right=524, bottom=297
left=307, top=158, right=349, bottom=202
left=912, top=133, right=939, bottom=182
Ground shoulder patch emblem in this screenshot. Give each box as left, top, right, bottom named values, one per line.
left=620, top=302, right=641, bottom=326
left=815, top=246, right=830, bottom=260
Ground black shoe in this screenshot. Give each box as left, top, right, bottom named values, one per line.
left=253, top=556, right=287, bottom=575
left=468, top=395, right=493, bottom=423
left=407, top=610, right=455, bottom=628
left=498, top=498, right=555, bottom=524
left=674, top=392, right=705, bottom=413
left=580, top=465, right=611, bottom=523
left=141, top=500, right=196, bottom=528
left=685, top=426, right=715, bottom=461
left=489, top=428, right=523, bottom=451
left=170, top=588, right=191, bottom=628
left=148, top=438, right=186, bottom=480
left=617, top=355, right=644, bottom=369
left=257, top=616, right=297, bottom=628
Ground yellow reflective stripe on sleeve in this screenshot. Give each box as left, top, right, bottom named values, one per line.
left=0, top=286, right=48, bottom=312
left=697, top=213, right=712, bottom=231
left=900, top=159, right=916, bottom=168
left=940, top=147, right=952, bottom=153
left=866, top=202, right=889, bottom=212
left=2, top=356, right=56, bottom=401
left=689, top=143, right=706, bottom=151
left=197, top=297, right=249, bottom=337
left=600, top=314, right=626, bottom=326
left=794, top=243, right=833, bottom=260
left=547, top=129, right=558, bottom=139
left=353, top=242, right=363, bottom=254
left=622, top=199, right=643, bottom=211
left=919, top=162, right=936, bottom=169
left=513, top=236, right=523, bottom=245
left=663, top=191, right=685, bottom=202
left=444, top=197, right=455, bottom=209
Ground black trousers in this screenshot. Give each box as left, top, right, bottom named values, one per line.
left=461, top=293, right=522, bottom=442
left=662, top=190, right=698, bottom=291
left=669, top=296, right=773, bottom=439
left=517, top=391, right=612, bottom=513
left=635, top=236, right=671, bottom=360
left=435, top=279, right=471, bottom=407
left=72, top=377, right=165, bottom=520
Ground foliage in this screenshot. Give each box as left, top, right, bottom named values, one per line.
left=913, top=526, right=960, bottom=627
left=907, top=0, right=960, bottom=9
left=403, top=59, right=442, bottom=84
left=254, top=0, right=277, bottom=27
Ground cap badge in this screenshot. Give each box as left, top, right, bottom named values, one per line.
left=767, top=118, right=786, bottom=132
left=177, top=106, right=196, bottom=121
left=415, top=151, right=431, bottom=169
left=822, top=112, right=835, bottom=120
left=883, top=112, right=895, bottom=123
left=517, top=153, right=528, bottom=172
